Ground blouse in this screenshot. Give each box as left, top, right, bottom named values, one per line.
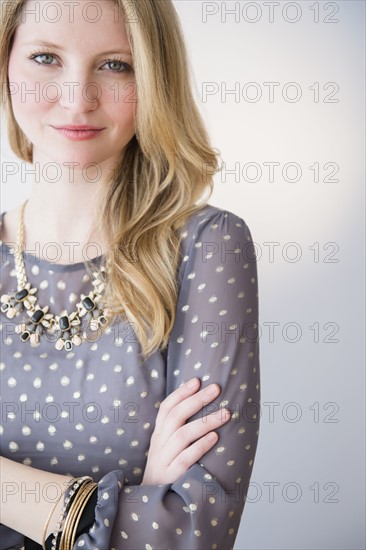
left=0, top=203, right=260, bottom=550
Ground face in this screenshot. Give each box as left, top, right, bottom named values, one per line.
left=8, top=0, right=136, bottom=170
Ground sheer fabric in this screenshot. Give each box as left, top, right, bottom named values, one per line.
left=0, top=204, right=260, bottom=550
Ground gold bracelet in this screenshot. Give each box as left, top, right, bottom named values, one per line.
left=69, top=483, right=98, bottom=549
left=51, top=476, right=92, bottom=550
left=60, top=481, right=97, bottom=550
left=59, top=479, right=93, bottom=550
left=60, top=482, right=92, bottom=550
left=59, top=479, right=95, bottom=550
left=41, top=477, right=76, bottom=550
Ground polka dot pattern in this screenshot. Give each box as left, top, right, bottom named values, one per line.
left=0, top=205, right=260, bottom=549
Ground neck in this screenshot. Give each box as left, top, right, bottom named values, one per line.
left=21, top=155, right=116, bottom=264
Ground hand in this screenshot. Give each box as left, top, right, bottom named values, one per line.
left=141, top=377, right=231, bottom=485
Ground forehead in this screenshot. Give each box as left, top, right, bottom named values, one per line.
left=15, top=0, right=129, bottom=49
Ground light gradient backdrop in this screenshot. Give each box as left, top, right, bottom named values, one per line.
left=1, top=1, right=365, bottom=548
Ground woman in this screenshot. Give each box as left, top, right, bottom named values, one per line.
left=0, top=0, right=260, bottom=548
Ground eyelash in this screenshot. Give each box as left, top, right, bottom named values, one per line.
left=27, top=49, right=133, bottom=73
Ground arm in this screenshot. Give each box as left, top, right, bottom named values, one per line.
left=75, top=207, right=260, bottom=549
left=0, top=379, right=226, bottom=548
left=0, top=456, right=73, bottom=544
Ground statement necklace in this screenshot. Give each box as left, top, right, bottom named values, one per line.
left=1, top=201, right=110, bottom=351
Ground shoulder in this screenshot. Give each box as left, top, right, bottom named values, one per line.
left=179, top=203, right=254, bottom=255
left=176, top=204, right=256, bottom=286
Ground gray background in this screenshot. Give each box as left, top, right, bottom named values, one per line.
left=1, top=1, right=365, bottom=548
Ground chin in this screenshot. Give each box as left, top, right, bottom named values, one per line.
left=45, top=149, right=110, bottom=169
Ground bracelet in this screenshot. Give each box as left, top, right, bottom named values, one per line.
left=59, top=480, right=93, bottom=550
left=41, top=477, right=77, bottom=550
left=62, top=482, right=98, bottom=549
left=50, top=476, right=93, bottom=550
left=43, top=490, right=98, bottom=550
left=69, top=484, right=98, bottom=548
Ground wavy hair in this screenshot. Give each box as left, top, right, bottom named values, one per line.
left=0, top=0, right=219, bottom=358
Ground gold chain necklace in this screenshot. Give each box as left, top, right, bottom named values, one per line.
left=1, top=201, right=110, bottom=351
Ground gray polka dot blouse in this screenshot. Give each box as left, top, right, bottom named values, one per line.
left=0, top=204, right=260, bottom=550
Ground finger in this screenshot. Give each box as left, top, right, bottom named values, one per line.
left=168, top=431, right=220, bottom=482
left=159, top=383, right=221, bottom=436
left=162, top=408, right=231, bottom=465
left=154, top=377, right=201, bottom=428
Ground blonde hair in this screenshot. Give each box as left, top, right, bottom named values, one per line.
left=0, top=0, right=219, bottom=359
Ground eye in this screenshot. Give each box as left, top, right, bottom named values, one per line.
left=102, top=59, right=133, bottom=73
left=28, top=51, right=57, bottom=66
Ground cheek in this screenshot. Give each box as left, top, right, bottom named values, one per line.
left=8, top=58, right=50, bottom=117
left=116, top=105, right=137, bottom=138
left=103, top=78, right=137, bottom=107
left=103, top=83, right=137, bottom=132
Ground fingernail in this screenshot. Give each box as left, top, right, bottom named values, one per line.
left=206, top=432, right=218, bottom=442
left=206, top=384, right=219, bottom=395
left=216, top=408, right=230, bottom=420
left=186, top=378, right=198, bottom=389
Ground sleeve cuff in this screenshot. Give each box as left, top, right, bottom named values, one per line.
left=73, top=470, right=124, bottom=549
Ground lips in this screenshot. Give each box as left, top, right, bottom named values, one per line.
left=51, top=125, right=105, bottom=141
left=52, top=125, right=104, bottom=130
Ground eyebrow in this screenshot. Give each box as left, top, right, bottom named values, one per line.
left=23, top=40, right=132, bottom=56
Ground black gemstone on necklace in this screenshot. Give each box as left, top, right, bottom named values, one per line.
left=59, top=316, right=70, bottom=331
left=31, top=310, right=44, bottom=324
left=15, top=289, right=29, bottom=302
left=82, top=297, right=95, bottom=311
left=21, top=331, right=30, bottom=342
left=64, top=340, right=73, bottom=351
left=1, top=303, right=9, bottom=313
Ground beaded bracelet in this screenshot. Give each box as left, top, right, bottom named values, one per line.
left=50, top=476, right=93, bottom=550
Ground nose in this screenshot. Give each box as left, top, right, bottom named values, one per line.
left=58, top=76, right=100, bottom=112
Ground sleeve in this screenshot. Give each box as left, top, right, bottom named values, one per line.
left=74, top=208, right=261, bottom=550
left=0, top=524, right=24, bottom=550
